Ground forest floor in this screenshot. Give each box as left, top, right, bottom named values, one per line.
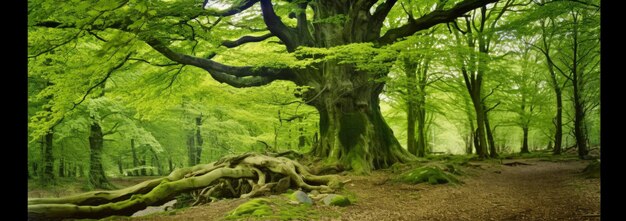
left=28, top=156, right=601, bottom=221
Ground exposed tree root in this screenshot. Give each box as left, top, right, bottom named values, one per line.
left=27, top=153, right=341, bottom=221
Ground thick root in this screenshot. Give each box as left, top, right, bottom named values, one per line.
left=27, top=153, right=341, bottom=221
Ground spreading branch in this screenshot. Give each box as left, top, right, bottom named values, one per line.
left=221, top=33, right=275, bottom=48
left=376, top=0, right=499, bottom=45
left=371, top=0, right=399, bottom=26
left=71, top=53, right=132, bottom=110
left=259, top=0, right=298, bottom=51
left=144, top=37, right=295, bottom=88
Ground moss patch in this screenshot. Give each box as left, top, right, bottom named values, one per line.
left=225, top=196, right=324, bottom=220
left=582, top=160, right=600, bottom=179
left=323, top=194, right=351, bottom=207
left=395, top=166, right=460, bottom=185
left=226, top=198, right=273, bottom=218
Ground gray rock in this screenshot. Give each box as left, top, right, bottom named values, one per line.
left=292, top=190, right=313, bottom=205
left=132, top=199, right=177, bottom=217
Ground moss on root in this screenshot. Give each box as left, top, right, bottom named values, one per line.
left=395, top=166, right=460, bottom=185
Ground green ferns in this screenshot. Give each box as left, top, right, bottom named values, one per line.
left=395, top=166, right=460, bottom=185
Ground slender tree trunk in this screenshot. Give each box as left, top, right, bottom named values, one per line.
left=404, top=56, right=418, bottom=156
left=572, top=79, right=589, bottom=158
left=195, top=115, right=203, bottom=165
left=150, top=148, right=162, bottom=176
left=117, top=157, right=124, bottom=176
left=186, top=134, right=195, bottom=167
left=484, top=108, right=497, bottom=158
left=471, top=89, right=488, bottom=158
left=570, top=12, right=589, bottom=159
left=130, top=139, right=139, bottom=176
left=32, top=161, right=39, bottom=178
left=78, top=164, right=84, bottom=177
left=140, top=156, right=147, bottom=176
left=58, top=145, right=65, bottom=178
left=88, top=122, right=114, bottom=189
left=406, top=101, right=417, bottom=155
left=168, top=157, right=173, bottom=173
left=416, top=103, right=427, bottom=157
left=41, top=130, right=55, bottom=186
left=521, top=126, right=530, bottom=154
left=465, top=99, right=475, bottom=155
left=553, top=87, right=563, bottom=154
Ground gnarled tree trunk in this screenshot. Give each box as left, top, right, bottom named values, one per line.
left=307, top=63, right=415, bottom=173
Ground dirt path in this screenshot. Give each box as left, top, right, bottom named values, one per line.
left=110, top=159, right=600, bottom=221
left=332, top=159, right=600, bottom=221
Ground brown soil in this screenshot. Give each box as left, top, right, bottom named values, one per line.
left=327, top=159, right=600, bottom=221
left=29, top=159, right=600, bottom=220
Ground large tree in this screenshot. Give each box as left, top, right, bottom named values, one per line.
left=30, top=0, right=498, bottom=173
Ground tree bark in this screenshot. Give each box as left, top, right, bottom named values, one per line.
left=89, top=121, right=115, bottom=189
left=416, top=103, right=427, bottom=157
left=117, top=157, right=124, bottom=176
left=187, top=133, right=196, bottom=166
left=570, top=12, right=589, bottom=159
left=195, top=115, right=203, bottom=165
left=130, top=139, right=139, bottom=176
left=41, top=130, right=55, bottom=186
left=520, top=126, right=530, bottom=154
left=58, top=145, right=65, bottom=178
left=405, top=56, right=418, bottom=156
left=484, top=107, right=497, bottom=158
left=308, top=63, right=416, bottom=174
left=471, top=88, right=488, bottom=158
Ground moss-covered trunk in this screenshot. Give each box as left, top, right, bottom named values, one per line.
left=88, top=121, right=114, bottom=189
left=308, top=63, right=415, bottom=174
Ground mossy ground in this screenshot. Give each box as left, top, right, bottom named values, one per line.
left=225, top=195, right=328, bottom=220
left=582, top=159, right=600, bottom=178
left=394, top=166, right=460, bottom=185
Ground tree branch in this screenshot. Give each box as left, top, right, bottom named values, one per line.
left=71, top=53, right=133, bottom=110
left=144, top=37, right=294, bottom=88
left=372, top=0, right=399, bottom=24
left=103, top=122, right=121, bottom=136
left=221, top=33, right=275, bottom=48
left=485, top=102, right=500, bottom=113
left=129, top=58, right=179, bottom=67
left=259, top=0, right=298, bottom=51
left=376, top=0, right=499, bottom=45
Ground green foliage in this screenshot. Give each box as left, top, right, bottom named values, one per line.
left=294, top=43, right=398, bottom=74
